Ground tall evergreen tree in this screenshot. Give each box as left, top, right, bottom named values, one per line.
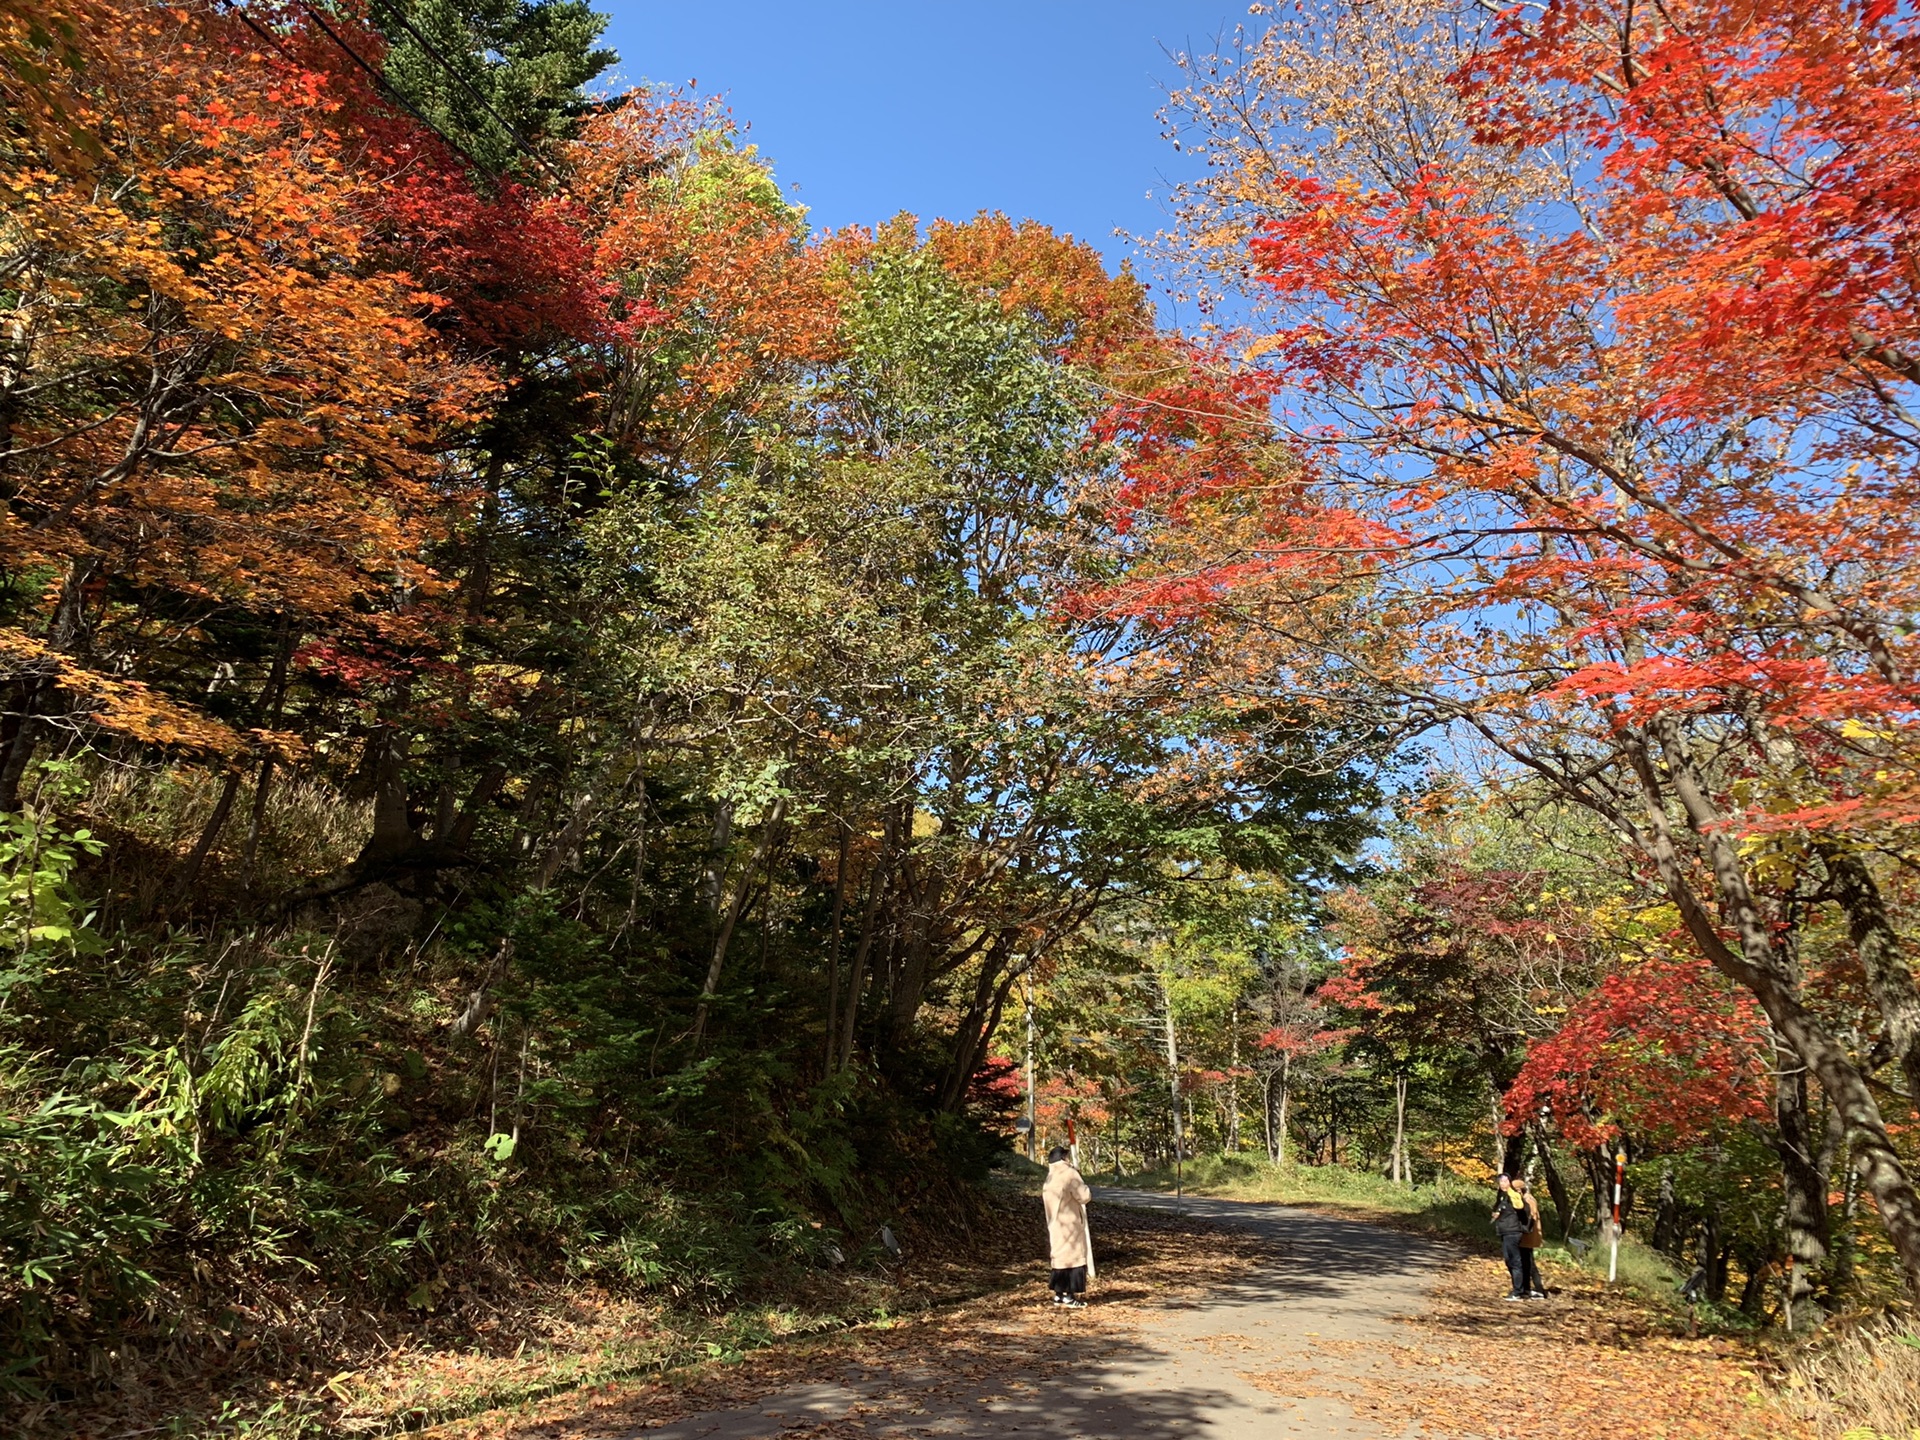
left=373, top=0, right=616, bottom=173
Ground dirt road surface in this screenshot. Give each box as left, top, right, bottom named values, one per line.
left=439, top=1187, right=1794, bottom=1440
left=460, top=1189, right=1463, bottom=1440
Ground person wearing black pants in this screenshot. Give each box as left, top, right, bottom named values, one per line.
left=1491, top=1174, right=1529, bottom=1300
left=1043, top=1146, right=1093, bottom=1308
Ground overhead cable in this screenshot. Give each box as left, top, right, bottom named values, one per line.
left=363, top=0, right=563, bottom=183
left=218, top=0, right=494, bottom=176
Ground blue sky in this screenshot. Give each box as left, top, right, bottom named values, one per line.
left=597, top=2, right=1241, bottom=290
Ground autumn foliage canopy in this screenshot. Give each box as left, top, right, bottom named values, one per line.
left=1096, top=0, right=1920, bottom=1293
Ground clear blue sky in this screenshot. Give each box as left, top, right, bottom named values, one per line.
left=597, top=2, right=1240, bottom=285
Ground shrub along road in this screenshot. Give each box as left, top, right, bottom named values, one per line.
left=436, top=1192, right=1802, bottom=1440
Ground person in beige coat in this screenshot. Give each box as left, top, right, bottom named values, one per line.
left=1042, top=1145, right=1092, bottom=1307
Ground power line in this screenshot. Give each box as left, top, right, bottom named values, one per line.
left=363, top=0, right=562, bottom=183
left=293, top=1, right=498, bottom=174
left=217, top=0, right=493, bottom=176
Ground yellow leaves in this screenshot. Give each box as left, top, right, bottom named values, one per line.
left=1840, top=717, right=1896, bottom=743
left=243, top=729, right=309, bottom=764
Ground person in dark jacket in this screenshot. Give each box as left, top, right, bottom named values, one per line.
left=1491, top=1174, right=1529, bottom=1300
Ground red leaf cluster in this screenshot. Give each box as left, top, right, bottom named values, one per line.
left=1504, top=957, right=1774, bottom=1150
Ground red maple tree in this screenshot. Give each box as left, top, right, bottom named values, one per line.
left=1504, top=957, right=1774, bottom=1152
left=1092, top=0, right=1920, bottom=1292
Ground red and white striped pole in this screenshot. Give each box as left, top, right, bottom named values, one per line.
left=1608, top=1148, right=1626, bottom=1283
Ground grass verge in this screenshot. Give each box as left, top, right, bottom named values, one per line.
left=31, top=1189, right=1049, bottom=1440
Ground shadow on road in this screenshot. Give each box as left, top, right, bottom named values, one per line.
left=565, top=1324, right=1250, bottom=1439
left=523, top=1189, right=1462, bottom=1439
left=1095, top=1187, right=1460, bottom=1313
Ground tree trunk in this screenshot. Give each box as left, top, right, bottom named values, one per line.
left=1277, top=1052, right=1290, bottom=1168
left=834, top=814, right=896, bottom=1073
left=1500, top=1129, right=1527, bottom=1179
left=882, top=877, right=942, bottom=1059
left=358, top=729, right=414, bottom=865
left=1586, top=1144, right=1615, bottom=1232
left=936, top=943, right=1020, bottom=1113
left=1739, top=1255, right=1770, bottom=1317
left=1772, top=1033, right=1831, bottom=1313
left=186, top=617, right=292, bottom=888
left=1158, top=973, right=1183, bottom=1184
left=533, top=778, right=599, bottom=891
left=1532, top=1121, right=1573, bottom=1240
left=700, top=799, right=734, bottom=920
left=619, top=773, right=650, bottom=940
left=1392, top=1073, right=1409, bottom=1184
left=1703, top=1216, right=1730, bottom=1304
left=463, top=447, right=506, bottom=619
left=180, top=770, right=243, bottom=887
left=239, top=755, right=274, bottom=885
left=443, top=764, right=508, bottom=857
left=1824, top=846, right=1920, bottom=1120
left=1228, top=1008, right=1241, bottom=1153
left=1830, top=1132, right=1859, bottom=1300
left=450, top=936, right=514, bottom=1039
left=825, top=821, right=848, bottom=1073
left=0, top=559, right=89, bottom=811
left=691, top=796, right=786, bottom=1044
left=1631, top=720, right=1920, bottom=1297
left=1652, top=1161, right=1681, bottom=1256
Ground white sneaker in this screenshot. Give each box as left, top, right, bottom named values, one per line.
left=1503, top=1294, right=1525, bottom=1302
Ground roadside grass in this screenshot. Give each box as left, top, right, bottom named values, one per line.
left=50, top=1195, right=1048, bottom=1440
left=1114, top=1153, right=1492, bottom=1235
left=1782, top=1311, right=1920, bottom=1440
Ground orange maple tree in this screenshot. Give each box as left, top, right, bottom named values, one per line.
left=0, top=0, right=490, bottom=787
left=567, top=95, right=852, bottom=466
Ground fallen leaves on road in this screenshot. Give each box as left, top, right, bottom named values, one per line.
left=426, top=1207, right=1810, bottom=1440
left=1246, top=1253, right=1807, bottom=1440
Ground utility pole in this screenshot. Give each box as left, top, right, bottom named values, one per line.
left=1024, top=975, right=1037, bottom=1162
left=1161, top=984, right=1184, bottom=1199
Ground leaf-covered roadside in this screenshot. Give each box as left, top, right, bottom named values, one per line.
left=1245, top=1254, right=1806, bottom=1440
